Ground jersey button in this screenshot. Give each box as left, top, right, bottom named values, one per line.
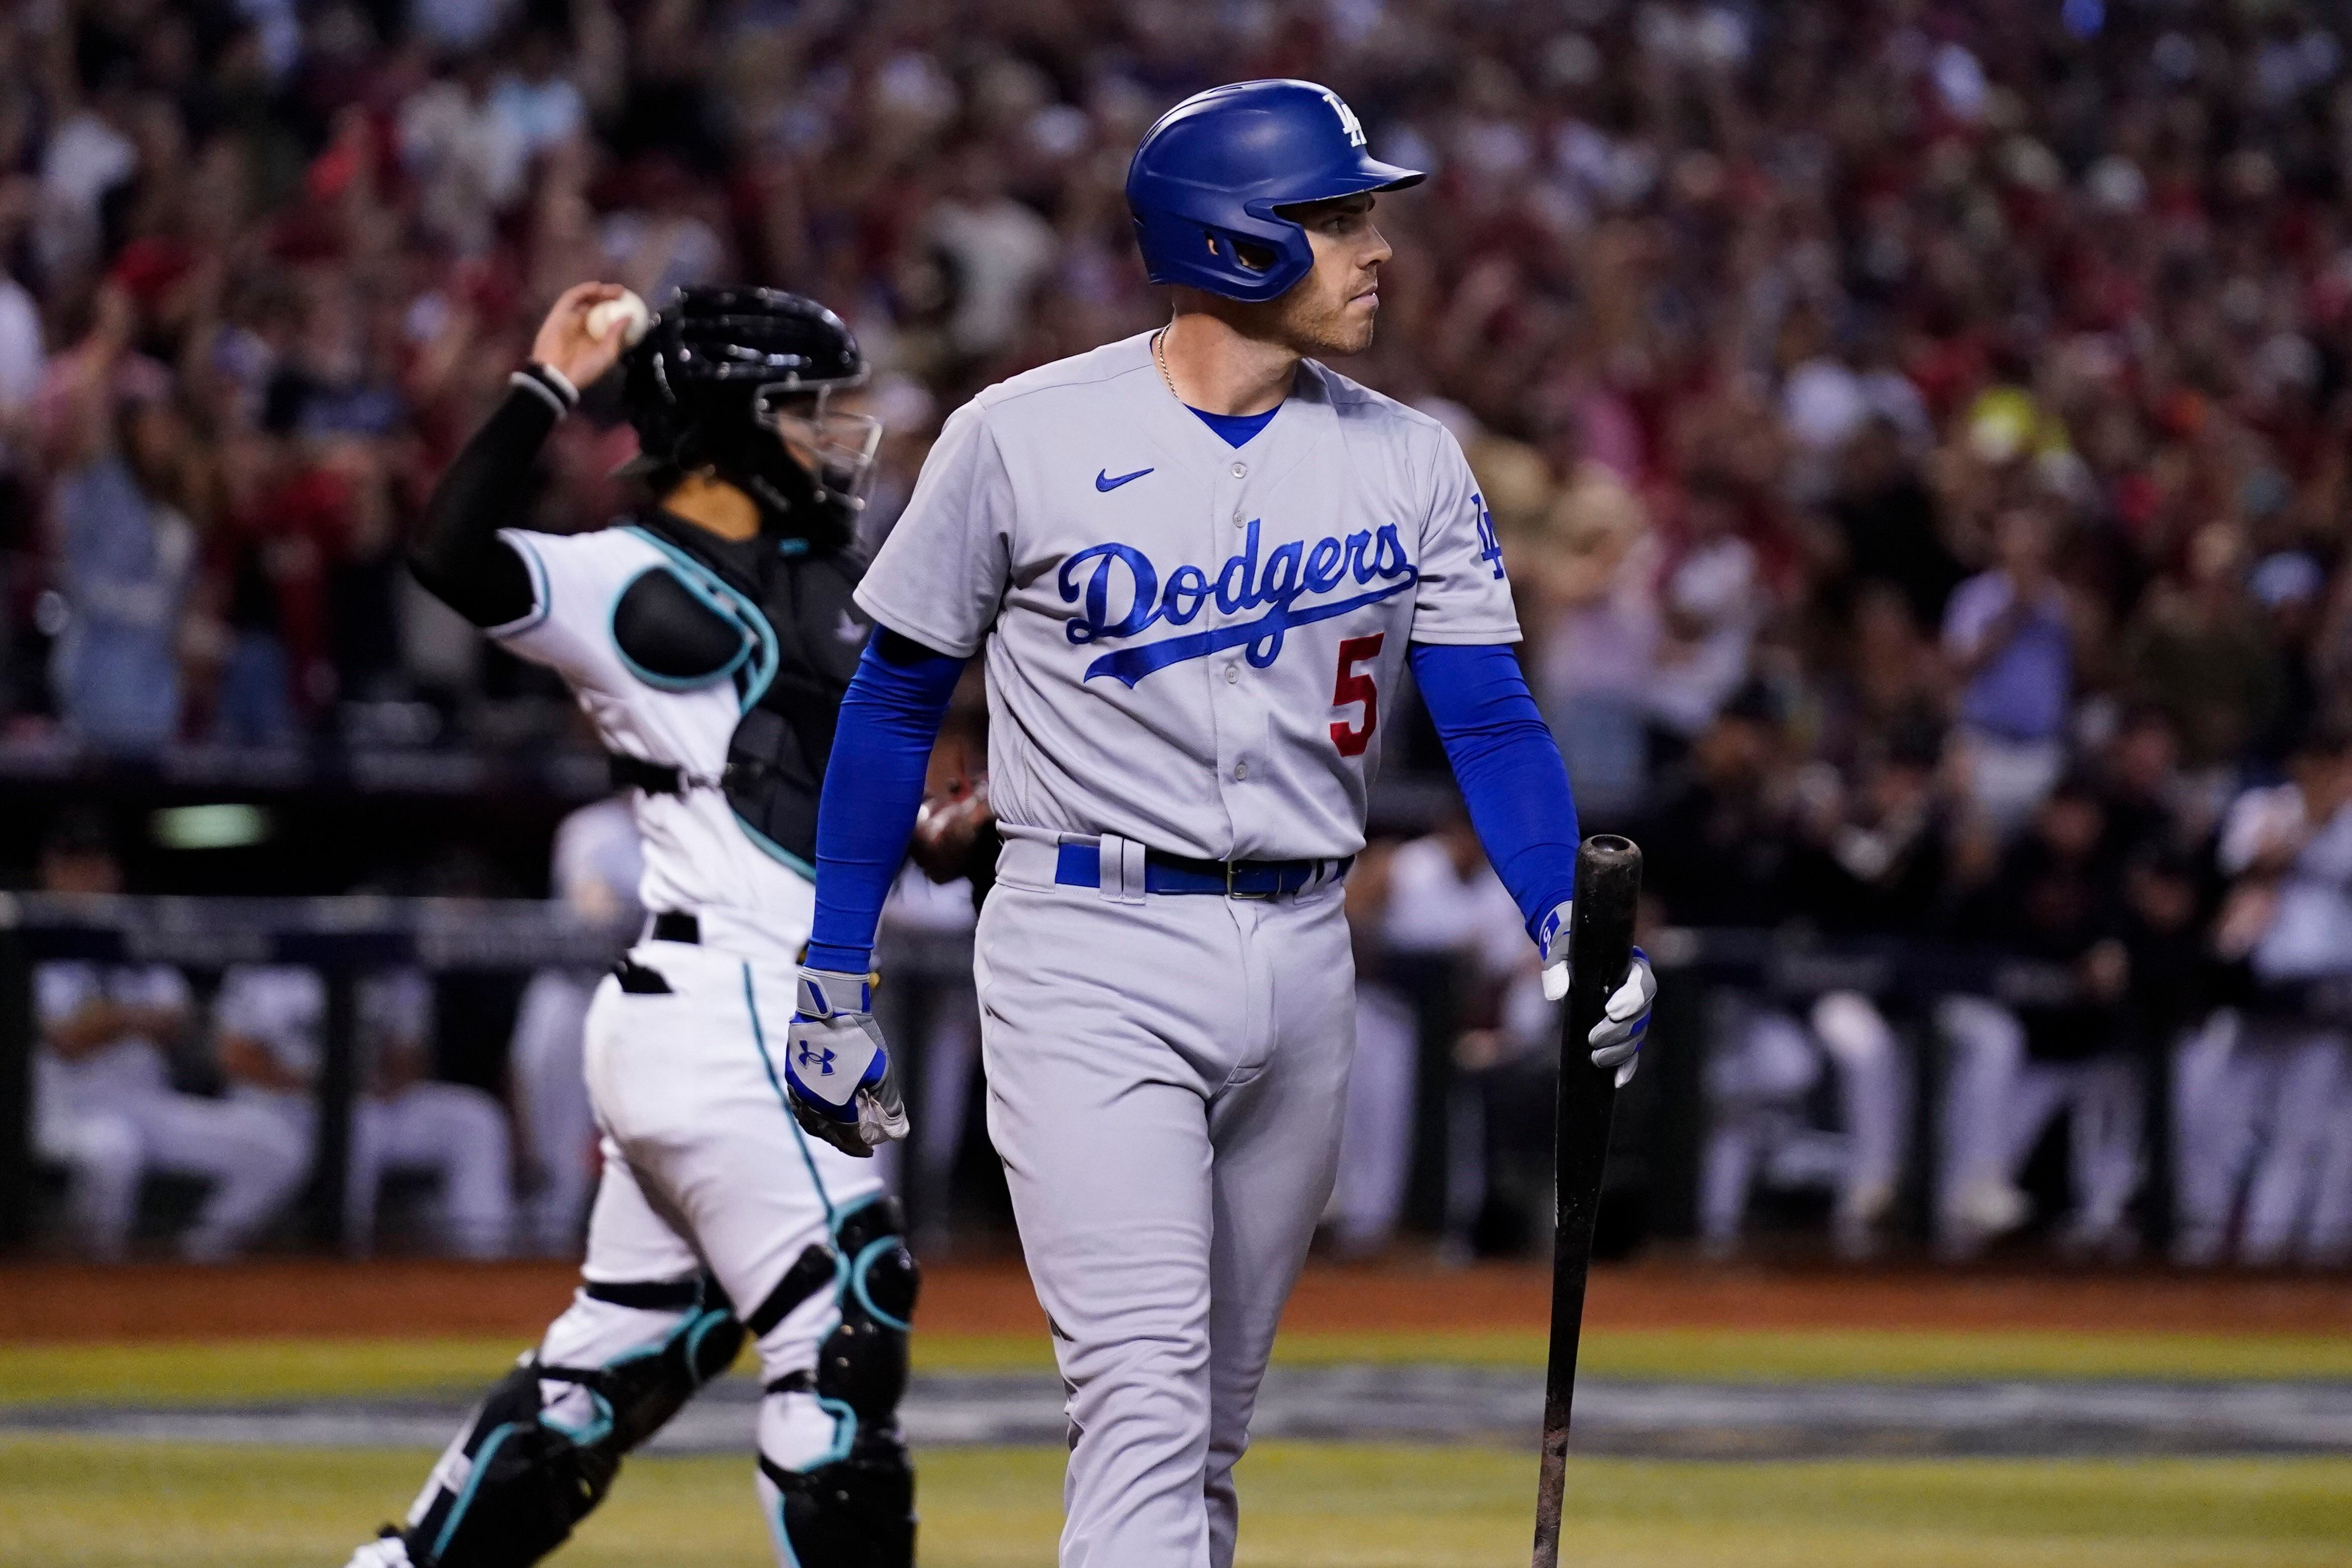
left=1232, top=508, right=1245, bottom=527
left=1231, top=461, right=1247, bottom=478
left=1224, top=663, right=1240, bottom=684
left=1234, top=761, right=1250, bottom=781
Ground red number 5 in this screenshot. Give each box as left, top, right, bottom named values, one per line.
left=1330, top=633, right=1385, bottom=757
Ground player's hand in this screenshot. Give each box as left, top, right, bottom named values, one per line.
left=909, top=776, right=994, bottom=883
left=1537, top=899, right=1656, bottom=1087
left=530, top=282, right=635, bottom=392
left=783, top=966, right=909, bottom=1158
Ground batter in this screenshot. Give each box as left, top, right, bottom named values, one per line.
left=786, top=80, right=1656, bottom=1567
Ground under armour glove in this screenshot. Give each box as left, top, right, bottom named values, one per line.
left=783, top=967, right=909, bottom=1159
left=1536, top=899, right=1657, bottom=1087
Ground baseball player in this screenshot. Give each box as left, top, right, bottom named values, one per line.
left=785, top=80, right=1657, bottom=1568
left=346, top=285, right=917, bottom=1568
left=214, top=964, right=516, bottom=1257
left=2180, top=726, right=2352, bottom=1265
left=32, top=814, right=305, bottom=1261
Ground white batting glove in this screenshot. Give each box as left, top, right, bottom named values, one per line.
left=1536, top=899, right=1657, bottom=1087
left=783, top=967, right=908, bottom=1159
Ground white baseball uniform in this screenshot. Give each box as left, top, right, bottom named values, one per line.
left=493, top=524, right=855, bottom=955
left=34, top=961, right=304, bottom=1260
left=484, top=519, right=885, bottom=1498
left=2173, top=784, right=2352, bottom=1265
left=856, top=331, right=1518, bottom=1568
left=214, top=965, right=516, bottom=1257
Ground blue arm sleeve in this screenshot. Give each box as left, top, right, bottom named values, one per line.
left=1408, top=642, right=1580, bottom=941
left=803, top=631, right=964, bottom=974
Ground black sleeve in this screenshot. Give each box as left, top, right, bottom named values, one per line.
left=410, top=367, right=577, bottom=629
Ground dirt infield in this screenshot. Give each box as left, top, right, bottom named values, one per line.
left=5, top=1256, right=2351, bottom=1342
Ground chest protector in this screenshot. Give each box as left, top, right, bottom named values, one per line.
left=610, top=514, right=869, bottom=871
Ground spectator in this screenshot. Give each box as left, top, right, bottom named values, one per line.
left=1647, top=471, right=1767, bottom=744
left=1824, top=416, right=1963, bottom=640
left=45, top=289, right=198, bottom=755
left=18, top=0, right=2352, bottom=1269
left=30, top=810, right=303, bottom=1260
left=2123, top=524, right=2284, bottom=773
left=0, top=187, right=43, bottom=459
left=2247, top=551, right=2326, bottom=767
left=488, top=27, right=587, bottom=163
left=1942, top=507, right=2074, bottom=831
left=926, top=143, right=1059, bottom=372
left=1526, top=461, right=1658, bottom=819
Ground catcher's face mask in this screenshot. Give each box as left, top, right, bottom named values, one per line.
left=756, top=384, right=882, bottom=512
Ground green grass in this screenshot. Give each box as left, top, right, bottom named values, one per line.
left=2, top=1438, right=2348, bottom=1567
left=7, top=1329, right=2352, bottom=1409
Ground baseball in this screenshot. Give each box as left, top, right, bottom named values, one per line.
left=586, top=289, right=651, bottom=347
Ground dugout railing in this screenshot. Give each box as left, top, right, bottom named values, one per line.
left=0, top=895, right=998, bottom=1257
left=0, top=897, right=2237, bottom=1258
left=1370, top=929, right=2202, bottom=1257
left=0, top=893, right=636, bottom=1253
left=1638, top=930, right=2191, bottom=1251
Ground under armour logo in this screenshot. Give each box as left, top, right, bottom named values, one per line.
left=798, top=1042, right=838, bottom=1076
left=1322, top=90, right=1366, bottom=147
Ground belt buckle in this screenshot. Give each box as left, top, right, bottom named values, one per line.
left=1225, top=860, right=1276, bottom=900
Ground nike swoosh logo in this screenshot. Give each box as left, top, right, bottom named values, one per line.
left=1095, top=467, right=1154, bottom=492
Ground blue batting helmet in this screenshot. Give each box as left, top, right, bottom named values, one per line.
left=1126, top=79, right=1424, bottom=303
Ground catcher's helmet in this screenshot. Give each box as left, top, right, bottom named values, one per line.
left=620, top=287, right=880, bottom=537
left=1125, top=79, right=1423, bottom=303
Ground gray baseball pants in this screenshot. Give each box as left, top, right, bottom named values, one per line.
left=977, top=843, right=1355, bottom=1568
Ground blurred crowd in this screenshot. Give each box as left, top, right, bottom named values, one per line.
left=19, top=0, right=2352, bottom=1264
left=0, top=0, right=2334, bottom=772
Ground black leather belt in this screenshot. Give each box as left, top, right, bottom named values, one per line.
left=651, top=911, right=700, bottom=944
left=611, top=752, right=687, bottom=795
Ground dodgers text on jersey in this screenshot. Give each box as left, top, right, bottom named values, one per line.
left=1058, top=518, right=1420, bottom=687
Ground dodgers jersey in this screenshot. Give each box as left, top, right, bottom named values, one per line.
left=857, top=331, right=1520, bottom=862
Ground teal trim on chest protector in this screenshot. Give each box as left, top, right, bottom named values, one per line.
left=621, top=525, right=780, bottom=711
left=734, top=810, right=818, bottom=878
left=607, top=565, right=755, bottom=693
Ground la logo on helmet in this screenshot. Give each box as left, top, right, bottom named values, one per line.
left=1321, top=89, right=1366, bottom=147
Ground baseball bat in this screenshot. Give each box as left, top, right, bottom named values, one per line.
left=1530, top=833, right=1643, bottom=1568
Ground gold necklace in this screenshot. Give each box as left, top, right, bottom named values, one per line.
left=1152, top=324, right=1180, bottom=401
